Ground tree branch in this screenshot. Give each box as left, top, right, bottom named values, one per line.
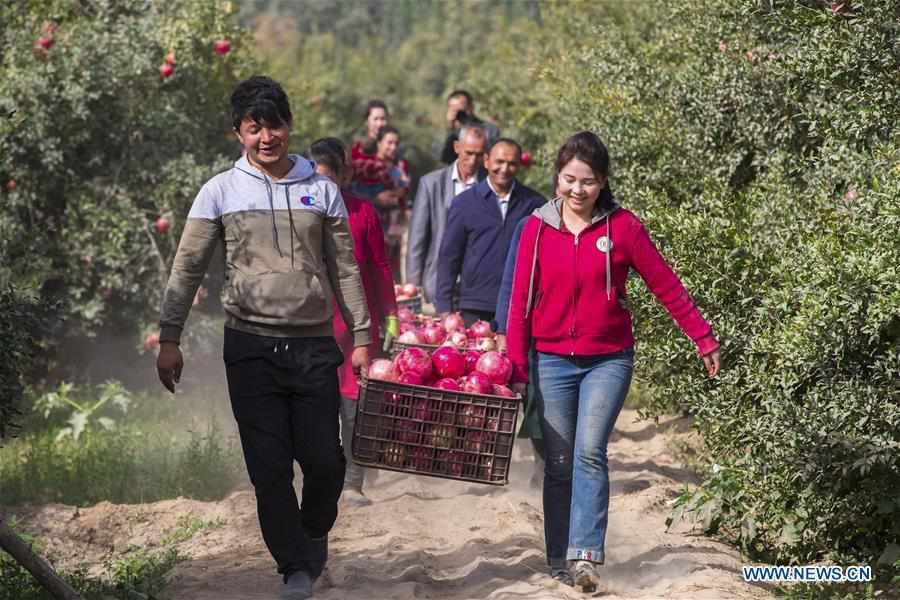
left=0, top=518, right=84, bottom=600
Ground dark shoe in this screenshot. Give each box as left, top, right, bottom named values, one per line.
left=550, top=566, right=574, bottom=587
left=280, top=570, right=313, bottom=600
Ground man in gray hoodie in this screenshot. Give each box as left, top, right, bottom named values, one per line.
left=157, top=76, right=370, bottom=600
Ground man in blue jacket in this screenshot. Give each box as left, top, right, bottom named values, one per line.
left=435, top=138, right=546, bottom=326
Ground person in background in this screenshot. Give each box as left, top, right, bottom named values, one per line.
left=156, top=76, right=371, bottom=600
left=309, top=137, right=398, bottom=508
left=494, top=214, right=545, bottom=491
left=351, top=125, right=409, bottom=280
left=506, top=131, right=722, bottom=592
left=435, top=138, right=545, bottom=326
left=435, top=89, right=500, bottom=164
left=352, top=98, right=388, bottom=159
left=406, top=125, right=487, bottom=306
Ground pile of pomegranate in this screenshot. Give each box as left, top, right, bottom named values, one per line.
left=368, top=346, right=514, bottom=397
left=394, top=310, right=500, bottom=352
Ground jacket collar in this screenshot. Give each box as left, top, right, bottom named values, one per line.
left=532, top=196, right=620, bottom=230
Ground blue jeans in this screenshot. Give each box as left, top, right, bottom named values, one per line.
left=535, top=349, right=634, bottom=566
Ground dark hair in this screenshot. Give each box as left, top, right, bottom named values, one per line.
left=447, top=89, right=473, bottom=107
left=489, top=137, right=522, bottom=157
left=364, top=98, right=389, bottom=120
left=375, top=125, right=400, bottom=143
left=308, top=137, right=347, bottom=177
left=230, top=76, right=292, bottom=131
left=555, top=131, right=615, bottom=207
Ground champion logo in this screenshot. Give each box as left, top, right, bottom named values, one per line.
left=299, top=195, right=315, bottom=206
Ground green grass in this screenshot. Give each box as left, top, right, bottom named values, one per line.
left=0, top=420, right=244, bottom=506
left=0, top=519, right=191, bottom=600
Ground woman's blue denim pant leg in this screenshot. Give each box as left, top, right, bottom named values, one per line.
left=535, top=349, right=634, bottom=566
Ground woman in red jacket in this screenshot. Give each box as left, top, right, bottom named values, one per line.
left=309, top=138, right=398, bottom=507
left=506, top=132, right=722, bottom=591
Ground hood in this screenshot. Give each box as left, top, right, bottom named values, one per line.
left=532, top=196, right=620, bottom=231
left=234, top=153, right=316, bottom=184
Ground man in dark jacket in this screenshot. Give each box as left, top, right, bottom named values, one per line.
left=435, top=138, right=545, bottom=326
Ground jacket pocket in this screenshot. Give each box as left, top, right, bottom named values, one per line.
left=224, top=268, right=330, bottom=325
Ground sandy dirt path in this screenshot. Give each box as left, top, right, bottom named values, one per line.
left=9, top=410, right=775, bottom=599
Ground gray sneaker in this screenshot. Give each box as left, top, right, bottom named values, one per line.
left=342, top=489, right=372, bottom=507
left=280, top=570, right=313, bottom=600
left=572, top=560, right=599, bottom=593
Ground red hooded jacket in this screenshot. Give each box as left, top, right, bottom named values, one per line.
left=506, top=199, right=719, bottom=384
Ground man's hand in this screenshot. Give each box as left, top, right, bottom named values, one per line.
left=511, top=382, right=527, bottom=398
left=157, top=341, right=183, bottom=394
left=703, top=349, right=723, bottom=378
left=351, top=346, right=371, bottom=375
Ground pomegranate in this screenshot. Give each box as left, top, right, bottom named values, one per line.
left=439, top=450, right=466, bottom=476
left=434, top=378, right=461, bottom=391
left=399, top=322, right=417, bottom=334
left=396, top=420, right=421, bottom=443
left=412, top=398, right=434, bottom=421
left=475, top=336, right=497, bottom=352
left=442, top=313, right=465, bottom=333
left=395, top=347, right=433, bottom=380
left=464, top=350, right=481, bottom=374
left=462, top=371, right=493, bottom=395
left=397, top=307, right=414, bottom=322
left=475, top=351, right=513, bottom=385
left=427, top=424, right=455, bottom=449
left=401, top=283, right=418, bottom=296
left=431, top=346, right=466, bottom=379
left=491, top=384, right=516, bottom=398
left=457, top=403, right=486, bottom=427
left=421, top=324, right=446, bottom=345
left=469, top=320, right=493, bottom=339
left=409, top=447, right=433, bottom=471
left=397, top=330, right=423, bottom=345
left=143, top=331, right=160, bottom=350
left=398, top=371, right=425, bottom=386
left=367, top=359, right=397, bottom=381
left=447, top=330, right=468, bottom=350
left=381, top=442, right=407, bottom=467
left=464, top=430, right=496, bottom=453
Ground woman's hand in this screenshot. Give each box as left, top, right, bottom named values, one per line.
left=703, top=349, right=722, bottom=378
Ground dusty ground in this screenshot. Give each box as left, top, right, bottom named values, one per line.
left=7, top=410, right=775, bottom=599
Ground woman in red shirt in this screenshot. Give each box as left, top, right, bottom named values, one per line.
left=506, top=132, right=722, bottom=591
left=309, top=137, right=398, bottom=506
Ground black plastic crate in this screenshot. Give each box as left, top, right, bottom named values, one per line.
left=396, top=294, right=423, bottom=314
left=352, top=375, right=519, bottom=485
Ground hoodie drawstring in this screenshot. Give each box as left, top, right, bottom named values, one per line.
left=264, top=176, right=283, bottom=258
left=606, top=214, right=612, bottom=301
left=284, top=186, right=297, bottom=270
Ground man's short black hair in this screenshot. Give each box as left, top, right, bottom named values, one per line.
left=231, top=76, right=292, bottom=131
left=489, top=137, right=522, bottom=157
left=447, top=89, right=473, bottom=107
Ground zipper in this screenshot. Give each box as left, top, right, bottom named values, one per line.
left=571, top=233, right=579, bottom=355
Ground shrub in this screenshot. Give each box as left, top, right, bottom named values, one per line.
left=520, top=0, right=900, bottom=565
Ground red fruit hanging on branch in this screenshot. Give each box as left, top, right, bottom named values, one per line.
left=36, top=36, right=54, bottom=50
left=155, top=216, right=171, bottom=232
left=143, top=331, right=160, bottom=350
left=165, top=52, right=177, bottom=66
left=159, top=63, right=174, bottom=78
left=214, top=39, right=231, bottom=55
left=4, top=180, right=16, bottom=191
